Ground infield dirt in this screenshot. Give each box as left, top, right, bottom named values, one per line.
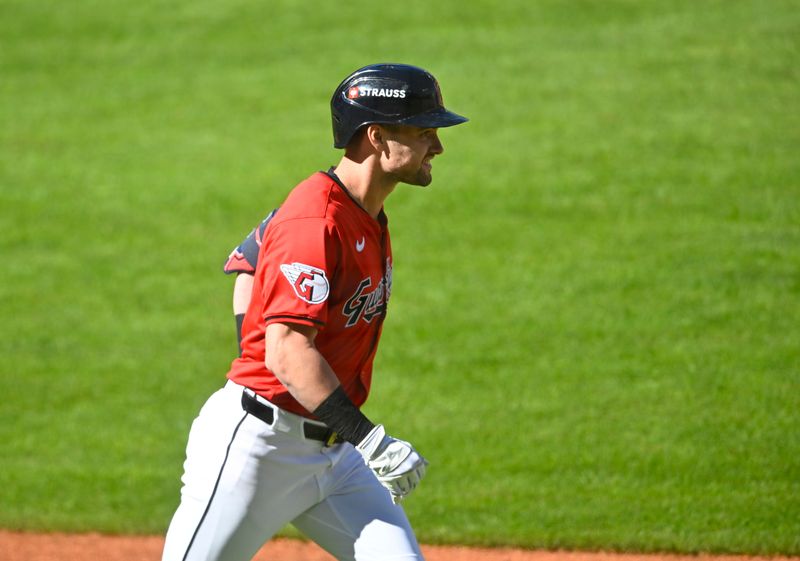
left=2, top=530, right=798, bottom=561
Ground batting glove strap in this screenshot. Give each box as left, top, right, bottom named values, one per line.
left=356, top=425, right=429, bottom=503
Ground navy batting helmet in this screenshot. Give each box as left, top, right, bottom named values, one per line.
left=331, top=63, right=468, bottom=149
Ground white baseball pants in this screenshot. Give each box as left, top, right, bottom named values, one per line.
left=162, top=380, right=424, bottom=561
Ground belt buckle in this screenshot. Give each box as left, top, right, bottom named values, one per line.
left=325, top=431, right=339, bottom=447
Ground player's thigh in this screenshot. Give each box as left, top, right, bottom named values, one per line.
left=292, top=456, right=424, bottom=561
left=163, top=385, right=322, bottom=561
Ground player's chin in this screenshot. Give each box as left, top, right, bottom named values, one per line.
left=403, top=174, right=432, bottom=188
left=397, top=163, right=433, bottom=187
left=410, top=166, right=434, bottom=187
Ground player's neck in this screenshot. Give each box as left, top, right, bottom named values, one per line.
left=333, top=157, right=396, bottom=220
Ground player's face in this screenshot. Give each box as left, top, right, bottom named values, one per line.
left=381, top=125, right=444, bottom=187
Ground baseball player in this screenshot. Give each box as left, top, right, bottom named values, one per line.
left=162, top=63, right=467, bottom=561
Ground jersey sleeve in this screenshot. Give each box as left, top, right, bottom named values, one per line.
left=223, top=209, right=278, bottom=275
left=257, top=217, right=339, bottom=329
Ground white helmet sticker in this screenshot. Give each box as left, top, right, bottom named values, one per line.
left=280, top=262, right=330, bottom=304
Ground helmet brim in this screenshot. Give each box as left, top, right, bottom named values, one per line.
left=399, top=108, right=468, bottom=129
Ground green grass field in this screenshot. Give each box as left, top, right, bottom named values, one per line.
left=2, top=0, right=799, bottom=555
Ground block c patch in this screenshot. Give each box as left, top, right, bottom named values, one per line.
left=280, top=262, right=330, bottom=304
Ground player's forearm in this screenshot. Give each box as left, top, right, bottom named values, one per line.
left=233, top=273, right=255, bottom=315
left=233, top=274, right=255, bottom=355
left=264, top=322, right=340, bottom=412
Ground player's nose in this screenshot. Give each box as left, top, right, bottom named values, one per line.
left=430, top=130, right=444, bottom=155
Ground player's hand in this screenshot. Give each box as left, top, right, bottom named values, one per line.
left=356, top=425, right=429, bottom=503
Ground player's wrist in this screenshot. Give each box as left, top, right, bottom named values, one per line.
left=312, top=385, right=375, bottom=445
left=235, top=313, right=245, bottom=354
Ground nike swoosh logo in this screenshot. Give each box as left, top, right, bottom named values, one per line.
left=356, top=237, right=366, bottom=252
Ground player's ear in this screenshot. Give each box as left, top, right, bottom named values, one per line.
left=366, top=124, right=387, bottom=151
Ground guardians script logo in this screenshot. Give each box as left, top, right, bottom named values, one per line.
left=342, top=259, right=392, bottom=327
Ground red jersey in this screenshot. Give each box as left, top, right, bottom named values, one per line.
left=227, top=170, right=392, bottom=418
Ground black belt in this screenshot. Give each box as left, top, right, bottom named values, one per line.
left=241, top=390, right=341, bottom=445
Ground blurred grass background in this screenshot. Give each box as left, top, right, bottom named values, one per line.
left=1, top=0, right=798, bottom=555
